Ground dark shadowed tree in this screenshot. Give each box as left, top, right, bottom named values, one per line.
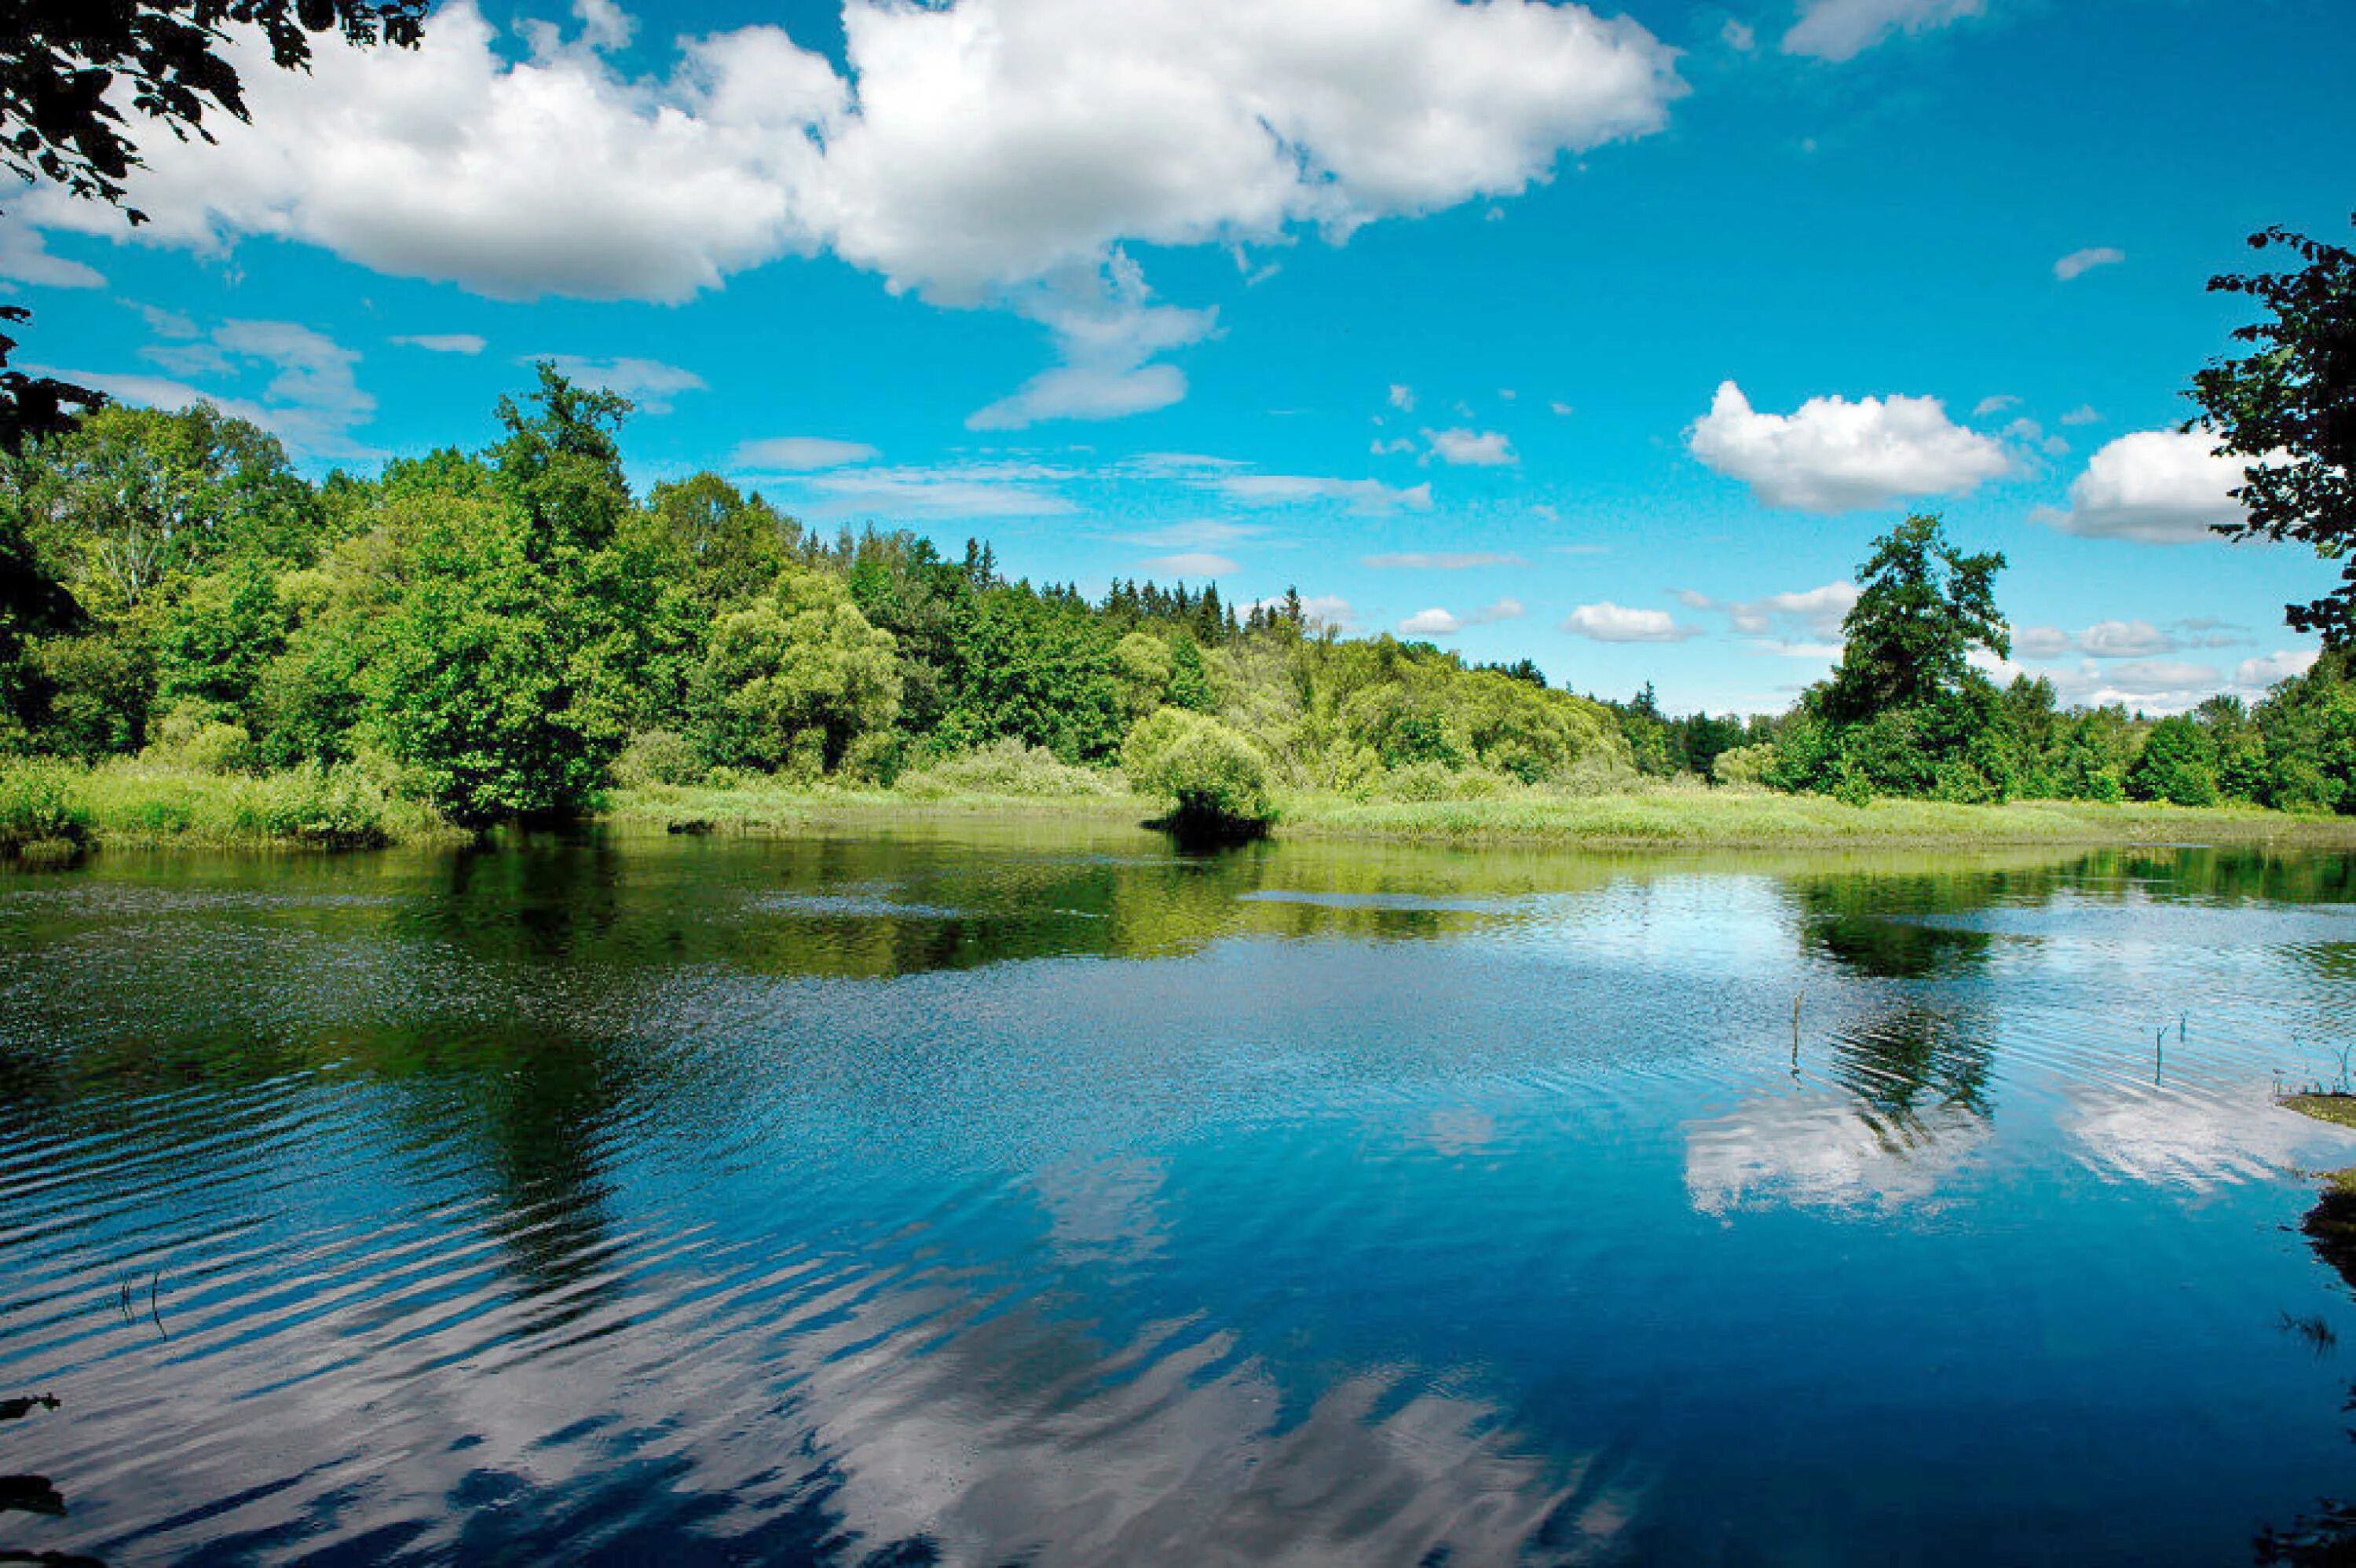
left=0, top=0, right=427, bottom=448
left=2190, top=214, right=2356, bottom=644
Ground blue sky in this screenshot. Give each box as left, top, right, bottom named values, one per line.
left=5, top=0, right=2349, bottom=714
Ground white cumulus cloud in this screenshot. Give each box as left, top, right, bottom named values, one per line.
left=1561, top=601, right=1699, bottom=643
left=1425, top=427, right=1516, bottom=466
left=2078, top=620, right=2177, bottom=659
left=2032, top=429, right=2257, bottom=545
left=1398, top=598, right=1523, bottom=636
left=1688, top=380, right=2011, bottom=512
left=2013, top=625, right=2074, bottom=659
left=2237, top=649, right=2319, bottom=690
left=40, top=0, right=1683, bottom=424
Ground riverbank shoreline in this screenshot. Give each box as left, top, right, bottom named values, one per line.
left=604, top=781, right=2356, bottom=851
left=9, top=759, right=2356, bottom=858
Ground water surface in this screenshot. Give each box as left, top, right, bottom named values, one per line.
left=3, top=824, right=2355, bottom=1564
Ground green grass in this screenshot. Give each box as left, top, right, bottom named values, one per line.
left=14, top=753, right=2356, bottom=857
left=2284, top=1094, right=2356, bottom=1132
left=604, top=779, right=1152, bottom=837
left=0, top=757, right=459, bottom=855
left=606, top=777, right=2356, bottom=849
left=1271, top=788, right=2356, bottom=848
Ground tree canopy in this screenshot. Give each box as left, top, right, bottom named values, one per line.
left=0, top=375, right=2349, bottom=828
left=1819, top=514, right=2008, bottom=725
left=0, top=0, right=427, bottom=450
left=2191, top=214, right=2356, bottom=644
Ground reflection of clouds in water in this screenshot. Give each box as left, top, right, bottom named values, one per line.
left=796, top=1311, right=1630, bottom=1566
left=2062, top=1083, right=2356, bottom=1190
left=18, top=1180, right=1626, bottom=1566
left=1423, top=1108, right=1499, bottom=1156
left=1031, top=1155, right=1169, bottom=1263
left=1685, top=1092, right=1988, bottom=1216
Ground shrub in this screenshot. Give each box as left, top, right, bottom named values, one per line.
left=144, top=700, right=254, bottom=775
left=252, top=763, right=396, bottom=849
left=615, top=728, right=704, bottom=788
left=1122, top=708, right=1275, bottom=836
left=1712, top=743, right=1776, bottom=788
left=1554, top=747, right=1645, bottom=799
left=895, top=738, right=1117, bottom=799
left=0, top=759, right=93, bottom=853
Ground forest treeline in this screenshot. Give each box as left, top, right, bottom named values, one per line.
left=0, top=369, right=2351, bottom=843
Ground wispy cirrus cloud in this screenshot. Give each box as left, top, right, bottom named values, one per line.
left=52, top=315, right=378, bottom=459
left=796, top=460, right=1081, bottom=518
left=1362, top=551, right=1526, bottom=570
left=1141, top=551, right=1238, bottom=578
left=531, top=353, right=705, bottom=413
left=731, top=436, right=880, bottom=471
left=2054, top=246, right=2124, bottom=282
left=1783, top=0, right=1983, bottom=62
left=394, top=332, right=487, bottom=355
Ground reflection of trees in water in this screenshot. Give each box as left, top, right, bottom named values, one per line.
left=1787, top=870, right=2030, bottom=980
left=2255, top=1188, right=2356, bottom=1564
left=1785, top=846, right=2356, bottom=985
left=393, top=836, right=653, bottom=1318
left=1827, top=1003, right=1996, bottom=1140
left=0, top=1394, right=100, bottom=1567
left=2120, top=847, right=2356, bottom=908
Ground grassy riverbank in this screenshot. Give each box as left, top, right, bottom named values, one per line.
left=9, top=757, right=2356, bottom=857
left=0, top=758, right=459, bottom=856
left=605, top=778, right=2356, bottom=850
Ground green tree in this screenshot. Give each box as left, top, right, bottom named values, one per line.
left=364, top=514, right=613, bottom=825
left=1111, top=631, right=1172, bottom=722
left=155, top=561, right=285, bottom=725
left=361, top=373, right=654, bottom=824
left=645, top=473, right=799, bottom=616
left=1167, top=637, right=1214, bottom=712
left=0, top=493, right=78, bottom=747
left=1820, top=514, right=2008, bottom=725
left=2127, top=715, right=2221, bottom=806
left=2046, top=706, right=2135, bottom=802
left=2190, top=215, right=2356, bottom=642
left=21, top=404, right=316, bottom=612
left=2256, top=649, right=2356, bottom=813
left=493, top=364, right=635, bottom=560
left=693, top=565, right=901, bottom=776
left=2193, top=694, right=2268, bottom=802
left=937, top=587, right=1125, bottom=762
